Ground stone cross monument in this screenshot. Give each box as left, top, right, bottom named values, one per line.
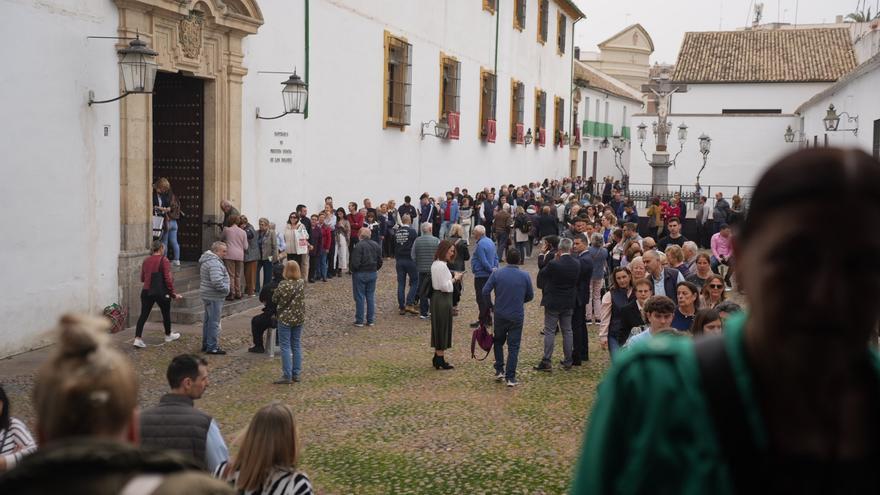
left=641, top=75, right=688, bottom=195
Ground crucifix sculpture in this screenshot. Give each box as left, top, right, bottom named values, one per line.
left=639, top=74, right=689, bottom=194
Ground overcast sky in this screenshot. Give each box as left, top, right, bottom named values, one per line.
left=572, top=0, right=872, bottom=64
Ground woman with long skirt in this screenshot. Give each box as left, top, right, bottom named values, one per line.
left=430, top=240, right=462, bottom=370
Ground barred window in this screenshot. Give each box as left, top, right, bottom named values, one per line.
left=441, top=55, right=461, bottom=115
left=514, top=0, right=526, bottom=30
left=554, top=96, right=565, bottom=143
left=479, top=69, right=497, bottom=136
left=510, top=80, right=525, bottom=139
left=535, top=89, right=547, bottom=132
left=557, top=13, right=567, bottom=54
left=537, top=0, right=549, bottom=43
left=384, top=32, right=412, bottom=128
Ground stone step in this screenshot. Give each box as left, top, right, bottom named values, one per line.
left=148, top=291, right=262, bottom=325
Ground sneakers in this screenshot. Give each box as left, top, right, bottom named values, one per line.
left=172, top=260, right=181, bottom=266
left=353, top=322, right=365, bottom=327
left=133, top=338, right=146, bottom=348
left=506, top=380, right=518, bottom=387
left=164, top=332, right=181, bottom=343
left=419, top=314, right=429, bottom=320
left=534, top=361, right=552, bottom=372
left=495, top=372, right=505, bottom=382
left=273, top=377, right=292, bottom=385
left=206, top=349, right=227, bottom=355
left=367, top=322, right=375, bottom=327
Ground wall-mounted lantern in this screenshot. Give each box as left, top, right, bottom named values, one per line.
left=88, top=35, right=158, bottom=106
left=822, top=104, right=858, bottom=136
left=257, top=71, right=309, bottom=120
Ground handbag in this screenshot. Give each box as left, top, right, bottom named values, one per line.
left=471, top=323, right=494, bottom=361
left=147, top=257, right=170, bottom=299
left=152, top=194, right=166, bottom=239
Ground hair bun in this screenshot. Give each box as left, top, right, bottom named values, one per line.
left=57, top=314, right=110, bottom=358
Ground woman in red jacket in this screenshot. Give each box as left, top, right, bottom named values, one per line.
left=134, top=240, right=183, bottom=348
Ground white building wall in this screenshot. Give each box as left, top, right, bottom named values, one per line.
left=671, top=82, right=830, bottom=114
left=628, top=114, right=799, bottom=193
left=799, top=68, right=880, bottom=153
left=0, top=0, right=121, bottom=356
left=574, top=88, right=641, bottom=183
left=241, top=0, right=575, bottom=224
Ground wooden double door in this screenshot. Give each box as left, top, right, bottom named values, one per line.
left=152, top=71, right=204, bottom=261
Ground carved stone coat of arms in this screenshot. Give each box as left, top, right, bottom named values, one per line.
left=179, top=12, right=203, bottom=59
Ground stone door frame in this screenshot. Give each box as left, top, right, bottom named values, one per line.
left=116, top=0, right=262, bottom=322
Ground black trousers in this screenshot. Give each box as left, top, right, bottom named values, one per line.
left=135, top=289, right=171, bottom=338
left=474, top=276, right=493, bottom=325
left=251, top=312, right=276, bottom=348
left=572, top=303, right=588, bottom=363
left=327, top=240, right=337, bottom=276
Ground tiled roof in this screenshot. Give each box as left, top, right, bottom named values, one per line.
left=672, top=28, right=857, bottom=83
left=574, top=61, right=644, bottom=104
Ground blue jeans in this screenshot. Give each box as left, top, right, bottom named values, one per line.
left=162, top=219, right=180, bottom=261
left=352, top=271, right=378, bottom=324
left=515, top=241, right=528, bottom=263
left=608, top=336, right=621, bottom=360
left=395, top=258, right=419, bottom=309
left=256, top=259, right=273, bottom=293
left=495, top=231, right=509, bottom=262
left=277, top=323, right=303, bottom=379
left=439, top=221, right=453, bottom=239
left=202, top=299, right=223, bottom=351
left=493, top=317, right=523, bottom=382
left=318, top=252, right=328, bottom=279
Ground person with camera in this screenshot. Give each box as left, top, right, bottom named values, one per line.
left=133, top=240, right=183, bottom=349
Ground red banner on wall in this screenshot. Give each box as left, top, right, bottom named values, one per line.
left=447, top=112, right=460, bottom=140
left=486, top=119, right=497, bottom=143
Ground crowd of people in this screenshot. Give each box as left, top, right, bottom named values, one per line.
left=3, top=148, right=878, bottom=493
left=141, top=173, right=748, bottom=387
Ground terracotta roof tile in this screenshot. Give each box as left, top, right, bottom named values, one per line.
left=672, top=28, right=857, bottom=83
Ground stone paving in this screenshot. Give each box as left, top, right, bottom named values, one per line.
left=1, top=254, right=612, bottom=494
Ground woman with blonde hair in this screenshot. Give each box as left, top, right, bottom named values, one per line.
left=214, top=403, right=312, bottom=494
left=0, top=314, right=230, bottom=493
left=153, top=177, right=182, bottom=265
left=272, top=261, right=306, bottom=384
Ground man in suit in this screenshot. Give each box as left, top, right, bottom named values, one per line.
left=534, top=237, right=581, bottom=372
left=643, top=249, right=685, bottom=301
left=571, top=233, right=594, bottom=365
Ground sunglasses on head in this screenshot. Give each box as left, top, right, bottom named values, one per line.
left=709, top=284, right=724, bottom=289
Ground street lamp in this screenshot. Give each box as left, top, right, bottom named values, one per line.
left=88, top=35, right=158, bottom=105
left=257, top=70, right=309, bottom=120
left=823, top=104, right=859, bottom=136
left=524, top=128, right=534, bottom=145
left=600, top=137, right=610, bottom=149
left=784, top=125, right=795, bottom=143
left=696, top=133, right=711, bottom=185
left=637, top=122, right=647, bottom=143
left=677, top=123, right=689, bottom=142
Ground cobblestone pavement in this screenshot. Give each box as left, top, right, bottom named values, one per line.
left=1, top=254, right=612, bottom=494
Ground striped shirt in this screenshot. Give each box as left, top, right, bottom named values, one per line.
left=213, top=461, right=312, bottom=495
left=1, top=418, right=37, bottom=470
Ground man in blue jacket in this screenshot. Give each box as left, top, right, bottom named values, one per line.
left=471, top=225, right=499, bottom=328
left=482, top=248, right=534, bottom=387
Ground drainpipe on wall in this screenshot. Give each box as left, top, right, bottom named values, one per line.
left=569, top=18, right=581, bottom=143
left=304, top=0, right=310, bottom=119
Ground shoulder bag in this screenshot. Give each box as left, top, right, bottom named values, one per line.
left=148, top=256, right=170, bottom=299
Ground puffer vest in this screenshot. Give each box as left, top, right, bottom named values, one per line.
left=139, top=394, right=212, bottom=469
